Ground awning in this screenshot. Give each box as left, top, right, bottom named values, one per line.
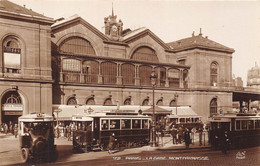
left=143, top=106, right=172, bottom=115
left=162, top=106, right=202, bottom=118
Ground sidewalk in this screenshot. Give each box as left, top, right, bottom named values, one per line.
left=155, top=132, right=211, bottom=151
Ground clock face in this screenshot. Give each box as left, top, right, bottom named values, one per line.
left=112, top=25, right=117, bottom=32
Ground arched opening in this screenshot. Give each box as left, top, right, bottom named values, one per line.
left=210, top=62, right=218, bottom=86
left=124, top=98, right=131, bottom=105
left=156, top=99, right=163, bottom=106
left=122, top=63, right=135, bottom=85
left=104, top=98, right=113, bottom=106
left=2, top=36, right=22, bottom=73
left=1, top=91, right=23, bottom=124
left=67, top=97, right=77, bottom=105
left=86, top=98, right=95, bottom=105
left=169, top=99, right=177, bottom=107
left=131, top=46, right=158, bottom=62
left=142, top=98, right=149, bottom=106
left=59, top=36, right=96, bottom=56
left=101, top=62, right=117, bottom=84
left=210, top=98, right=218, bottom=117
left=139, top=65, right=153, bottom=86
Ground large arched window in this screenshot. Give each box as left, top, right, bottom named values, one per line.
left=2, top=36, right=22, bottom=73
left=131, top=46, right=158, bottom=62
left=59, top=36, right=96, bottom=56
left=83, top=60, right=99, bottom=83
left=139, top=65, right=153, bottom=86
left=210, top=62, right=218, bottom=86
left=67, top=97, right=77, bottom=105
left=101, top=62, right=117, bottom=84
left=210, top=98, right=217, bottom=116
left=122, top=63, right=135, bottom=85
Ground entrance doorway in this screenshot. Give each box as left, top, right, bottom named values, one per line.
left=1, top=91, right=23, bottom=124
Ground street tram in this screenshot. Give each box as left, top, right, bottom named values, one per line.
left=18, top=113, right=57, bottom=162
left=72, top=113, right=151, bottom=152
left=208, top=112, right=260, bottom=149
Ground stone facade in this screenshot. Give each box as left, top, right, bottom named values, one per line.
left=0, top=0, right=54, bottom=124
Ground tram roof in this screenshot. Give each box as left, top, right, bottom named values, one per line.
left=208, top=113, right=260, bottom=121
left=233, top=89, right=260, bottom=101
left=18, top=113, right=53, bottom=122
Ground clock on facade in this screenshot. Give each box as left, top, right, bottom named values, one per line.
left=112, top=25, right=117, bottom=32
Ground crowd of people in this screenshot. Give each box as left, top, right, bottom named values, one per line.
left=54, top=123, right=76, bottom=141
left=170, top=125, right=206, bottom=149
left=0, top=121, right=18, bottom=138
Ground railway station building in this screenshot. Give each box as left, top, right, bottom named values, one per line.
left=0, top=0, right=236, bottom=124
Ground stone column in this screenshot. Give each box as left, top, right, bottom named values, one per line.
left=98, top=61, right=103, bottom=84
left=117, top=63, right=122, bottom=85
left=165, top=67, right=169, bottom=87
left=135, top=64, right=140, bottom=86
left=179, top=69, right=184, bottom=88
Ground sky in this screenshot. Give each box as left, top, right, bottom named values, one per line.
left=9, top=0, right=260, bottom=86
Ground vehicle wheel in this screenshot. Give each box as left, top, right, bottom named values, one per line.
left=21, top=148, right=30, bottom=163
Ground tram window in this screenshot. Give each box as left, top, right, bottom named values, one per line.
left=236, top=120, right=241, bottom=130
left=195, top=118, right=199, bottom=122
left=101, top=120, right=109, bottom=130
left=180, top=118, right=185, bottom=123
left=132, top=120, right=141, bottom=128
left=248, top=120, right=254, bottom=129
left=142, top=120, right=148, bottom=129
left=121, top=119, right=131, bottom=129
left=110, top=120, right=120, bottom=129
left=241, top=120, right=247, bottom=130
left=171, top=118, right=178, bottom=124
left=255, top=120, right=260, bottom=128
left=186, top=118, right=191, bottom=123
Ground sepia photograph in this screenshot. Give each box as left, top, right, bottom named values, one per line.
left=0, top=0, right=259, bottom=165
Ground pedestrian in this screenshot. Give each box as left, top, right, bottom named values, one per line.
left=198, top=127, right=203, bottom=146
left=13, top=124, right=18, bottom=138
left=184, top=128, right=191, bottom=149
left=4, top=123, right=8, bottom=135
left=67, top=125, right=71, bottom=141
left=220, top=131, right=229, bottom=154
left=177, top=126, right=183, bottom=144
left=171, top=125, right=178, bottom=144
left=108, top=133, right=117, bottom=154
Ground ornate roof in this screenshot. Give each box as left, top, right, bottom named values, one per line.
left=167, top=33, right=235, bottom=53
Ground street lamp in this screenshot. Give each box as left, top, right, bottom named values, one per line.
left=54, top=109, right=62, bottom=126
left=150, top=69, right=157, bottom=147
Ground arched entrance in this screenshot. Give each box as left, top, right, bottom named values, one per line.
left=1, top=90, right=23, bottom=124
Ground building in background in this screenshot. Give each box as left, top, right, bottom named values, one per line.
left=1, top=0, right=236, bottom=124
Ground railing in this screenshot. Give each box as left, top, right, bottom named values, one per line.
left=84, top=74, right=98, bottom=84
left=122, top=77, right=135, bottom=85
left=103, top=75, right=117, bottom=84
left=63, top=72, right=80, bottom=83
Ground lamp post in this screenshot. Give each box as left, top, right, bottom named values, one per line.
left=54, top=109, right=62, bottom=126
left=150, top=69, right=157, bottom=147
